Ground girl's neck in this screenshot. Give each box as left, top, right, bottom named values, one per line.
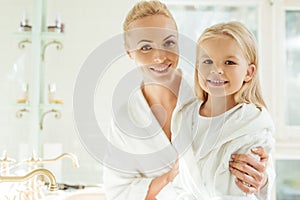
left=200, top=96, right=237, bottom=117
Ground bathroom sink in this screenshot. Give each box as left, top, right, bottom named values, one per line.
left=62, top=187, right=106, bottom=200
left=45, top=186, right=106, bottom=200
left=63, top=192, right=106, bottom=200
left=63, top=187, right=106, bottom=200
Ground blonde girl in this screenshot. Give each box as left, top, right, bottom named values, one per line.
left=179, top=21, right=275, bottom=199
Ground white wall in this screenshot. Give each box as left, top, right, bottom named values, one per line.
left=0, top=0, right=138, bottom=184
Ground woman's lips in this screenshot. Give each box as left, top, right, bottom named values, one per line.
left=149, top=64, right=172, bottom=73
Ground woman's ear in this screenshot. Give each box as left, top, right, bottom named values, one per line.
left=244, top=64, right=256, bottom=82
left=126, top=50, right=133, bottom=59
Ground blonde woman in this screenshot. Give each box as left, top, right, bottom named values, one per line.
left=103, top=1, right=272, bottom=200
left=177, top=21, right=275, bottom=199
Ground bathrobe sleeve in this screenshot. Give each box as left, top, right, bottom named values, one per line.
left=185, top=104, right=275, bottom=200
left=216, top=127, right=275, bottom=199
left=103, top=119, right=182, bottom=200
left=103, top=166, right=153, bottom=200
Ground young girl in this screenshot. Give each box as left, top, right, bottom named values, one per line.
left=177, top=21, right=275, bottom=199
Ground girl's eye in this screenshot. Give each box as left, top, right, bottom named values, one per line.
left=203, top=59, right=213, bottom=64
left=163, top=40, right=176, bottom=48
left=225, top=60, right=236, bottom=65
left=140, top=45, right=152, bottom=52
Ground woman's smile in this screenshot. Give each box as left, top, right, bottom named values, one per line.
left=149, top=63, right=172, bottom=73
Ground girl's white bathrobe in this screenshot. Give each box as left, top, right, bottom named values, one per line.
left=103, top=74, right=201, bottom=200
left=176, top=100, right=276, bottom=200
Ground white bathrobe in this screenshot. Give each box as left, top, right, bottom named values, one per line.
left=103, top=71, right=275, bottom=199
left=103, top=73, right=198, bottom=200
left=176, top=100, right=275, bottom=200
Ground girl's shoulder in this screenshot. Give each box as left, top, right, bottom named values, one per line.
left=231, top=103, right=274, bottom=130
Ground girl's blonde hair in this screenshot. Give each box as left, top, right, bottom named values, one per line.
left=194, top=21, right=267, bottom=109
left=123, top=0, right=176, bottom=32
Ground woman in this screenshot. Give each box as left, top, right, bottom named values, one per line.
left=103, top=1, right=272, bottom=199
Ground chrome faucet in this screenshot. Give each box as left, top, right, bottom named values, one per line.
left=39, top=109, right=61, bottom=130
left=0, top=168, right=57, bottom=191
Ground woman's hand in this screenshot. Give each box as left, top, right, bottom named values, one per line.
left=229, top=147, right=268, bottom=194
left=146, top=160, right=179, bottom=200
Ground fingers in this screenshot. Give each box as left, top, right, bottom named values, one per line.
left=231, top=153, right=266, bottom=173
left=234, top=178, right=258, bottom=194
left=230, top=148, right=270, bottom=193
left=229, top=161, right=264, bottom=189
left=251, top=146, right=268, bottom=162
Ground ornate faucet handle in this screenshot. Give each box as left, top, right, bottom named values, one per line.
left=40, top=153, right=80, bottom=168
left=0, top=151, right=16, bottom=175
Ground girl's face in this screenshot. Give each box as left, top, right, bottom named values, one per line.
left=197, top=35, right=255, bottom=100
left=125, top=15, right=179, bottom=83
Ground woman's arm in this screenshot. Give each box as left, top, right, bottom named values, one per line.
left=146, top=160, right=179, bottom=200
left=230, top=146, right=274, bottom=199
left=104, top=160, right=179, bottom=200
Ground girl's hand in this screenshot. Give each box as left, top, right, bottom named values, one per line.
left=229, top=147, right=268, bottom=194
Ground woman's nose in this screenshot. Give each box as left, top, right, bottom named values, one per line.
left=153, top=49, right=167, bottom=63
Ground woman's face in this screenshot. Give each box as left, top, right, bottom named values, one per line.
left=125, top=15, right=179, bottom=83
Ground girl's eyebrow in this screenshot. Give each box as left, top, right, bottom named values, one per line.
left=227, top=56, right=240, bottom=60
left=137, top=39, right=153, bottom=44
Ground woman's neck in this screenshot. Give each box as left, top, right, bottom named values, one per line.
left=142, top=70, right=182, bottom=106
left=200, top=96, right=237, bottom=117
left=141, top=71, right=182, bottom=142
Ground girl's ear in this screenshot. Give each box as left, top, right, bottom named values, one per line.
left=244, top=64, right=256, bottom=82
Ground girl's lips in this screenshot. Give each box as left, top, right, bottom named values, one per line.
left=207, top=79, right=228, bottom=86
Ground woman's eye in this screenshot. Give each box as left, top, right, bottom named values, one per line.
left=164, top=40, right=176, bottom=48
left=203, top=59, right=213, bottom=64
left=140, top=45, right=152, bottom=52
left=225, top=60, right=236, bottom=65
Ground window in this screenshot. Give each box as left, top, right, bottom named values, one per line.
left=276, top=159, right=300, bottom=199
left=285, top=10, right=300, bottom=126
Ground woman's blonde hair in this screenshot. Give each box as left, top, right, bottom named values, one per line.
left=123, top=0, right=176, bottom=32
left=194, top=21, right=267, bottom=109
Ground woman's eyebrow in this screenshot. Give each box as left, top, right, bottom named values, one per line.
left=137, top=39, right=153, bottom=44
left=163, top=35, right=176, bottom=41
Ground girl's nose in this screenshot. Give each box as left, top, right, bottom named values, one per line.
left=210, top=64, right=224, bottom=74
